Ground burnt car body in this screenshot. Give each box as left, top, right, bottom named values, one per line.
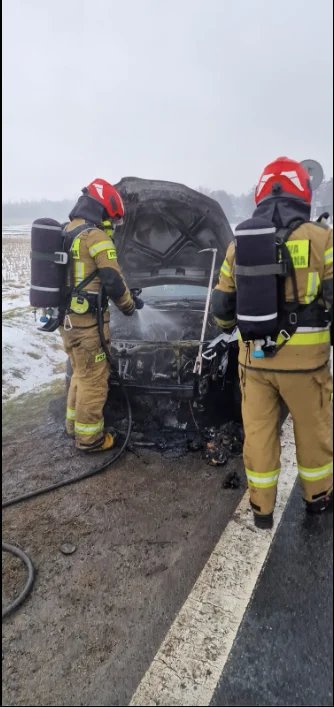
left=66, top=178, right=241, bottom=422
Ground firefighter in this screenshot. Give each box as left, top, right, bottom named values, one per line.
left=60, top=179, right=143, bottom=453
left=212, top=158, right=333, bottom=528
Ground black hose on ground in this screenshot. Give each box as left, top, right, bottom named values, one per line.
left=2, top=288, right=133, bottom=616
left=2, top=543, right=35, bottom=620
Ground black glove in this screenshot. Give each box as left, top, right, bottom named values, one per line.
left=133, top=296, right=144, bottom=310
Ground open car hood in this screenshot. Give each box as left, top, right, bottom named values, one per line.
left=113, top=177, right=234, bottom=289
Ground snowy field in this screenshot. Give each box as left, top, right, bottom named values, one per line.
left=2, top=225, right=67, bottom=401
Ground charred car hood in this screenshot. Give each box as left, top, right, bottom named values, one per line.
left=113, top=177, right=233, bottom=289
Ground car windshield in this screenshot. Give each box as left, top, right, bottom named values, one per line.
left=141, top=285, right=207, bottom=298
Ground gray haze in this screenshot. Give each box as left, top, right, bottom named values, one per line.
left=2, top=0, right=333, bottom=202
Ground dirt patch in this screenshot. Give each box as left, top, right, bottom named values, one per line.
left=2, top=389, right=245, bottom=706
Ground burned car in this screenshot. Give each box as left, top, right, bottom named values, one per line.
left=66, top=178, right=241, bottom=427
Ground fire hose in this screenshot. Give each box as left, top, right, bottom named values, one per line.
left=2, top=544, right=35, bottom=620
left=2, top=286, right=133, bottom=619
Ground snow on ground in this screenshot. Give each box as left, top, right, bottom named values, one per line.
left=2, top=226, right=67, bottom=401
left=2, top=224, right=31, bottom=237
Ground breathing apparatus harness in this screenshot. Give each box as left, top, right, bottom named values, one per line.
left=30, top=219, right=116, bottom=332
left=234, top=215, right=331, bottom=361
left=62, top=222, right=103, bottom=331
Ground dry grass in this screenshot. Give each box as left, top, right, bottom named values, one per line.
left=27, top=351, right=42, bottom=360
left=2, top=379, right=66, bottom=432
left=2, top=235, right=30, bottom=284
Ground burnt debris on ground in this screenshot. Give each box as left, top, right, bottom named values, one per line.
left=103, top=390, right=243, bottom=469
left=202, top=421, right=244, bottom=467
left=2, top=390, right=244, bottom=506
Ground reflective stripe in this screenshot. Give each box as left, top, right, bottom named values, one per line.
left=74, top=261, right=85, bottom=286
left=245, top=468, right=280, bottom=488
left=74, top=420, right=104, bottom=435
left=30, top=285, right=60, bottom=292
left=89, top=241, right=114, bottom=257
left=295, top=326, right=330, bottom=332
left=235, top=228, right=276, bottom=236
left=298, top=461, right=333, bottom=481
left=33, top=224, right=62, bottom=231
left=238, top=312, right=277, bottom=321
left=238, top=327, right=330, bottom=345
left=66, top=407, right=75, bottom=420
left=276, top=329, right=330, bottom=346
left=304, top=271, right=320, bottom=304
left=324, top=247, right=333, bottom=265
left=220, top=259, right=231, bottom=276
left=214, top=317, right=236, bottom=327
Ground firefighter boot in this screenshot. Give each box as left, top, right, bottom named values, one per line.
left=83, top=431, right=119, bottom=454
left=253, top=512, right=274, bottom=530
left=305, top=490, right=333, bottom=514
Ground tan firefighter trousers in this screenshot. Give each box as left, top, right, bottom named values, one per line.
left=239, top=364, right=333, bottom=516
left=60, top=323, right=111, bottom=450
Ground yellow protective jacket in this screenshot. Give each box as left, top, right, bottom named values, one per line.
left=64, top=218, right=135, bottom=328
left=211, top=221, right=333, bottom=371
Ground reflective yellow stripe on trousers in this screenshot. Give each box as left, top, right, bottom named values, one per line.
left=238, top=329, right=330, bottom=346
left=298, top=461, right=333, bottom=482
left=74, top=420, right=104, bottom=435
left=276, top=328, right=330, bottom=346
left=245, top=468, right=280, bottom=489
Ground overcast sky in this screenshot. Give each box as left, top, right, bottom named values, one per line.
left=2, top=0, right=333, bottom=201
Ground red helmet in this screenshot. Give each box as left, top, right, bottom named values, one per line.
left=255, top=157, right=312, bottom=206
left=83, top=179, right=124, bottom=223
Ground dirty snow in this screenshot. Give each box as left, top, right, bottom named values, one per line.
left=2, top=226, right=67, bottom=401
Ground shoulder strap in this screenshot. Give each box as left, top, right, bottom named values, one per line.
left=63, top=221, right=96, bottom=252
left=73, top=269, right=99, bottom=293
left=273, top=222, right=303, bottom=354
left=65, top=222, right=99, bottom=294
left=276, top=221, right=302, bottom=309
left=273, top=220, right=328, bottom=355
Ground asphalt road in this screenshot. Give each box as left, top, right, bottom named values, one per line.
left=211, top=483, right=333, bottom=707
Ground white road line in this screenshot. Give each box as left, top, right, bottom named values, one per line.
left=130, top=418, right=297, bottom=707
